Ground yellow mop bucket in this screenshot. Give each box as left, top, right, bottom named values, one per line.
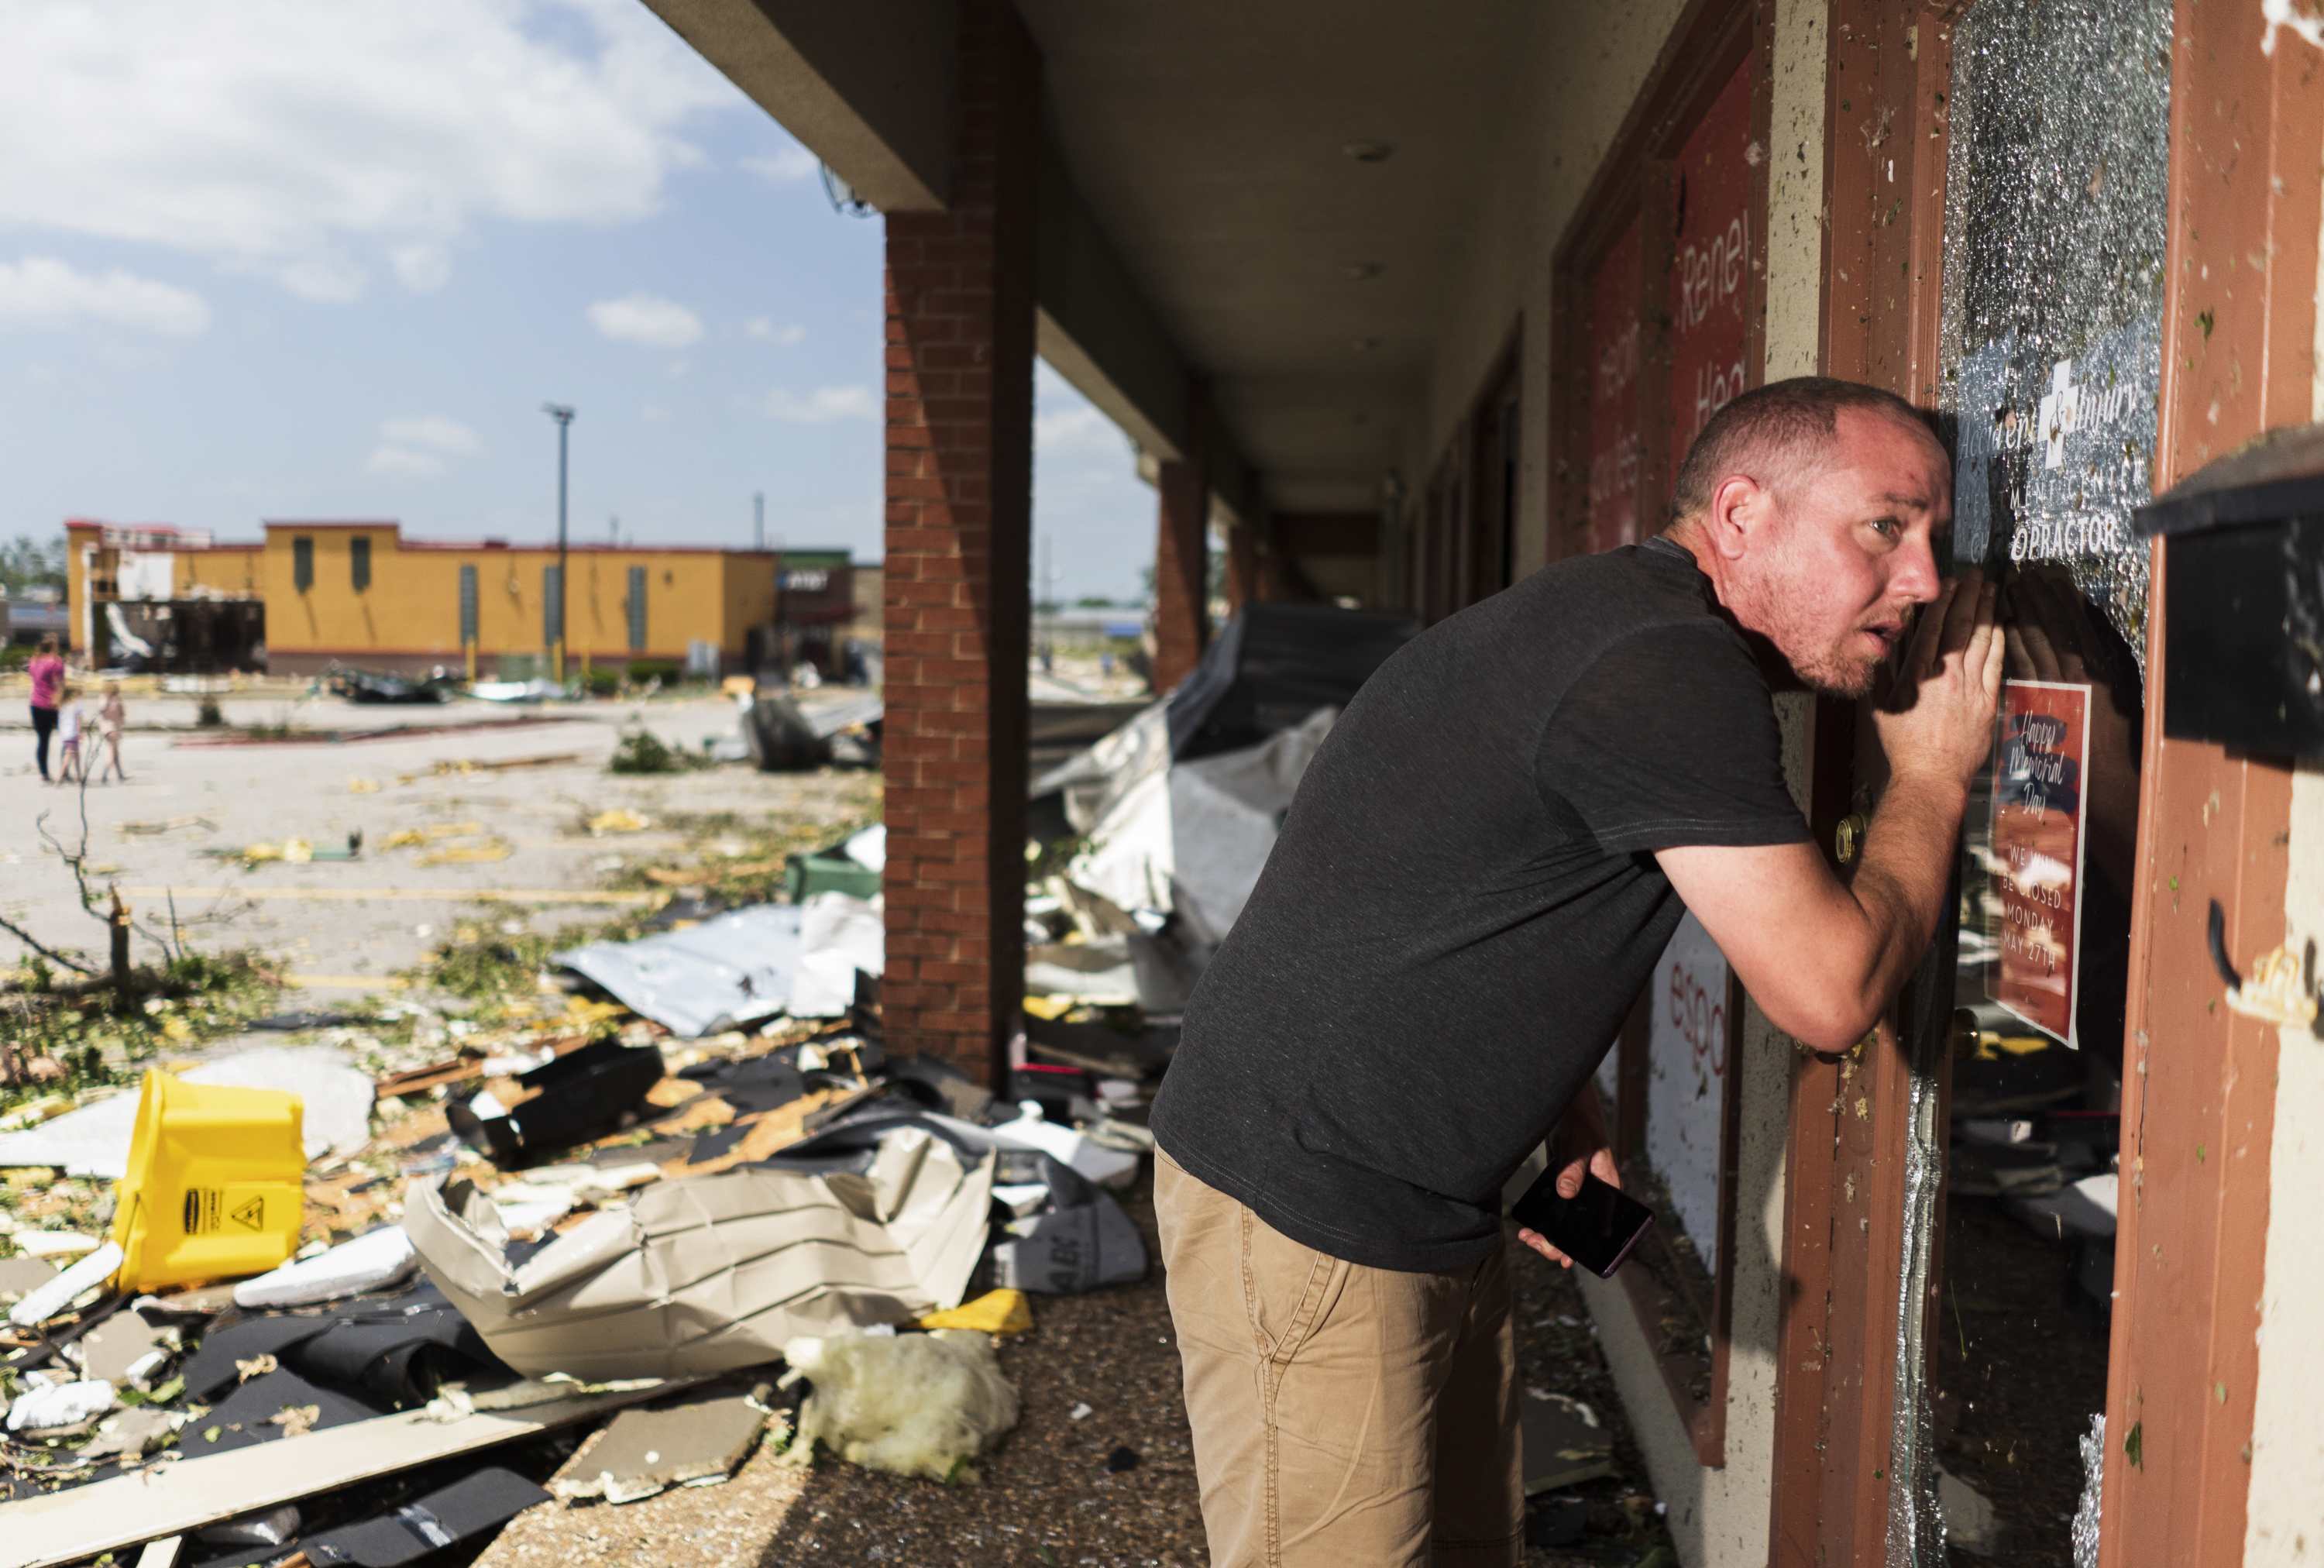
left=109, top=1069, right=305, bottom=1292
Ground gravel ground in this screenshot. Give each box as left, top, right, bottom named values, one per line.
left=473, top=1175, right=1677, bottom=1568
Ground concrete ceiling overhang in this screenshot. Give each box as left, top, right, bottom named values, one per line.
left=642, top=0, right=1538, bottom=516
left=1016, top=1, right=1538, bottom=513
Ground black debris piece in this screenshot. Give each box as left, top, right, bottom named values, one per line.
left=178, top=1367, right=387, bottom=1458
left=448, top=1037, right=665, bottom=1162
left=885, top=1054, right=993, bottom=1123
left=194, top=1504, right=302, bottom=1550
left=1105, top=1446, right=1141, bottom=1473
left=1009, top=1064, right=1098, bottom=1124
left=1021, top=1010, right=1175, bottom=1078
left=1526, top=1496, right=1593, bottom=1549
left=686, top=1120, right=755, bottom=1166
left=304, top=1468, right=552, bottom=1567
left=1520, top=1393, right=1616, bottom=1494
left=677, top=1054, right=805, bottom=1116
left=181, top=1283, right=507, bottom=1408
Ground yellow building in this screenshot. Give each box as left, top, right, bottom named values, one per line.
left=64, top=519, right=856, bottom=678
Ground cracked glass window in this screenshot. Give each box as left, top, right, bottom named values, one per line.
left=1941, top=0, right=2169, bottom=1065
left=1923, top=4, right=2169, bottom=1558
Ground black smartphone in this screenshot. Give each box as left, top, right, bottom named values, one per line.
left=1509, top=1168, right=1655, bottom=1277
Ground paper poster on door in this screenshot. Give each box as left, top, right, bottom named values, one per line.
left=1989, top=679, right=2091, bottom=1047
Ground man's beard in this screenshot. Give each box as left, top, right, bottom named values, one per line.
left=1789, top=638, right=1882, bottom=700
left=1745, top=549, right=1887, bottom=700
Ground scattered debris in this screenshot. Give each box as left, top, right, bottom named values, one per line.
left=8, top=1243, right=122, bottom=1327
left=553, top=905, right=806, bottom=1038
left=327, top=666, right=455, bottom=705
left=445, top=1040, right=665, bottom=1162
left=1068, top=704, right=1338, bottom=947
left=1939, top=1467, right=2006, bottom=1557
left=380, top=823, right=486, bottom=851
left=918, top=1288, right=1034, bottom=1336
left=586, top=808, right=651, bottom=837
left=232, top=1225, right=418, bottom=1309
left=1522, top=1387, right=1617, bottom=1493
left=195, top=1504, right=301, bottom=1549
left=789, top=892, right=885, bottom=1019
left=296, top=1467, right=552, bottom=1564
left=0, top=1047, right=374, bottom=1177
left=404, top=1120, right=996, bottom=1380
left=743, top=692, right=882, bottom=772
left=783, top=824, right=885, bottom=903
left=7, top=1379, right=116, bottom=1435
left=991, top=1099, right=1140, bottom=1189
left=786, top=1329, right=1018, bottom=1484
left=113, top=816, right=218, bottom=837
left=548, top=1392, right=768, bottom=1503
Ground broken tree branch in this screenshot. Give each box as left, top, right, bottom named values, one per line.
left=0, top=914, right=95, bottom=976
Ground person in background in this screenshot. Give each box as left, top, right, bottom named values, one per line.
left=97, top=679, right=127, bottom=783
left=53, top=685, right=84, bottom=785
left=26, top=635, right=63, bottom=782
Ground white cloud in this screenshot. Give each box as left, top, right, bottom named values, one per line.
left=0, top=256, right=209, bottom=335
left=1036, top=401, right=1130, bottom=456
left=1034, top=363, right=1133, bottom=458
left=640, top=404, right=675, bottom=423
left=741, top=146, right=818, bottom=183
left=365, top=446, right=443, bottom=476
left=587, top=293, right=704, bottom=349
left=0, top=0, right=737, bottom=300
left=744, top=318, right=804, bottom=345
left=748, top=385, right=878, bottom=424
left=380, top=415, right=479, bottom=453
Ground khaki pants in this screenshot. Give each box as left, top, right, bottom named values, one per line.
left=1154, top=1148, right=1523, bottom=1568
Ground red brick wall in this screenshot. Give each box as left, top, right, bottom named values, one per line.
left=1150, top=451, right=1208, bottom=690
left=880, top=0, right=1037, bottom=1087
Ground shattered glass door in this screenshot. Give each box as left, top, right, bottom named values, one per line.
left=1930, top=0, right=2171, bottom=1559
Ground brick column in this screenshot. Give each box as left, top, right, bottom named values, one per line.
left=1150, top=391, right=1209, bottom=689
left=1222, top=468, right=1262, bottom=617
left=880, top=0, right=1037, bottom=1088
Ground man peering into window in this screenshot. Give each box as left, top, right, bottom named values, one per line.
left=1149, top=377, right=2003, bottom=1568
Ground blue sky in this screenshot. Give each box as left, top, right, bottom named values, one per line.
left=0, top=0, right=1156, bottom=603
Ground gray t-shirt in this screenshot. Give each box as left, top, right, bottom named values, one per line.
left=1149, top=539, right=1808, bottom=1271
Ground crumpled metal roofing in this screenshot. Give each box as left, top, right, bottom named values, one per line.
left=555, top=903, right=802, bottom=1038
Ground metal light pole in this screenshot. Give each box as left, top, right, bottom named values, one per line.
left=543, top=404, right=574, bottom=683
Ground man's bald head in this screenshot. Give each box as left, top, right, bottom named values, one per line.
left=1666, top=377, right=1943, bottom=533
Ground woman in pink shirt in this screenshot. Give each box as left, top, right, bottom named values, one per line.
left=26, top=636, right=64, bottom=783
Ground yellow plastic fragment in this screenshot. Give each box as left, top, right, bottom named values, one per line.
left=589, top=808, right=651, bottom=835
left=418, top=841, right=512, bottom=865
left=918, top=1288, right=1034, bottom=1336
left=383, top=822, right=486, bottom=850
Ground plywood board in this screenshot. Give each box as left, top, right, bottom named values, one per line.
left=0, top=1381, right=690, bottom=1568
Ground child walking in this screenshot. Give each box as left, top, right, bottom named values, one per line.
left=54, top=688, right=84, bottom=785
left=97, top=680, right=127, bottom=782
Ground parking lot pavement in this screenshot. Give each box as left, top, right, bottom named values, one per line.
left=0, top=692, right=878, bottom=995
